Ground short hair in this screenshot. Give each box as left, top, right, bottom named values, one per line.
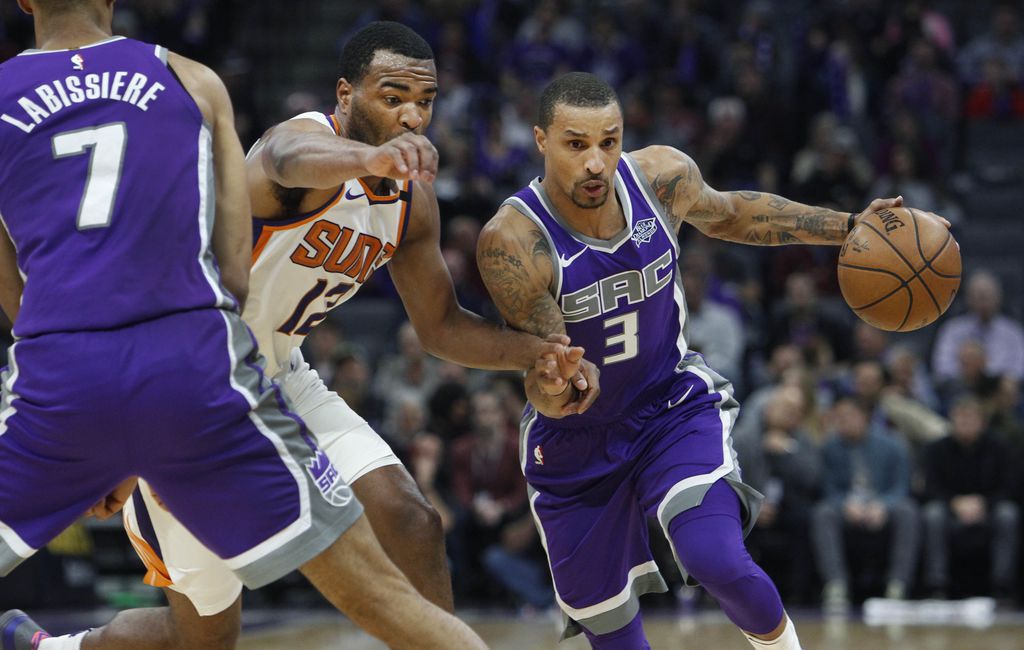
left=538, top=72, right=619, bottom=130
left=338, top=21, right=434, bottom=84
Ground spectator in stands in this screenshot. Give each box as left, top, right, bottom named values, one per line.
left=682, top=251, right=745, bottom=386
left=792, top=127, right=872, bottom=210
left=768, top=271, right=853, bottom=364
left=932, top=270, right=1024, bottom=383
left=850, top=359, right=948, bottom=449
left=331, top=352, right=385, bottom=431
left=886, top=344, right=941, bottom=412
left=811, top=396, right=919, bottom=612
left=958, top=3, right=1024, bottom=85
left=922, top=396, right=1019, bottom=599
left=964, top=54, right=1024, bottom=121
left=483, top=515, right=553, bottom=612
left=374, top=321, right=442, bottom=416
left=448, top=389, right=527, bottom=599
left=737, top=386, right=821, bottom=603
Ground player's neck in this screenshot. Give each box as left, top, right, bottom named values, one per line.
left=33, top=16, right=112, bottom=52
left=541, top=178, right=625, bottom=240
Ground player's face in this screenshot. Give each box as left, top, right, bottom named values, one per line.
left=536, top=102, right=623, bottom=210
left=338, top=51, right=437, bottom=146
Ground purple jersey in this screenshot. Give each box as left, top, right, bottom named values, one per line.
left=0, top=37, right=234, bottom=337
left=505, top=153, right=688, bottom=425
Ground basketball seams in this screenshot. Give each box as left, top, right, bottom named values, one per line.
left=897, top=285, right=914, bottom=330
left=910, top=207, right=959, bottom=279
left=858, top=220, right=918, bottom=276
left=837, top=262, right=908, bottom=310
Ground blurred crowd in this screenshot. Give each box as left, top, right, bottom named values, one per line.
left=3, top=0, right=1024, bottom=615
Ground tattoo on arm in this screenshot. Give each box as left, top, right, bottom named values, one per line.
left=478, top=227, right=564, bottom=337
left=723, top=191, right=847, bottom=246
left=652, top=172, right=688, bottom=231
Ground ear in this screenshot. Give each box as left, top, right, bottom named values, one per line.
left=16, top=0, right=33, bottom=16
left=336, top=78, right=353, bottom=114
left=534, top=125, right=546, bottom=155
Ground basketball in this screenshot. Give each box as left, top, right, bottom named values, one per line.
left=837, top=207, right=961, bottom=332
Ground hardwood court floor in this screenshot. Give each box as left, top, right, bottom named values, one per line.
left=238, top=611, right=1024, bottom=649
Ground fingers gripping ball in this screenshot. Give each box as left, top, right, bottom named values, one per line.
left=838, top=207, right=961, bottom=332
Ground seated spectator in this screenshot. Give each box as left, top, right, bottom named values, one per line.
left=738, top=386, right=821, bottom=603
left=850, top=359, right=948, bottom=450
left=682, top=252, right=745, bottom=386
left=482, top=514, right=554, bottom=613
left=448, top=389, right=528, bottom=600
left=964, top=55, right=1024, bottom=121
left=932, top=270, right=1024, bottom=384
left=957, top=3, right=1024, bottom=86
left=811, top=397, right=919, bottom=612
left=938, top=340, right=1002, bottom=409
left=374, top=321, right=442, bottom=416
left=922, top=396, right=1019, bottom=599
left=886, top=344, right=941, bottom=412
left=768, top=271, right=853, bottom=364
left=330, top=352, right=385, bottom=432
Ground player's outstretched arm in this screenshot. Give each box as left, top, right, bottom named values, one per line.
left=168, top=52, right=251, bottom=310
left=634, top=145, right=913, bottom=246
left=252, top=123, right=438, bottom=190
left=388, top=185, right=573, bottom=374
left=478, top=206, right=599, bottom=417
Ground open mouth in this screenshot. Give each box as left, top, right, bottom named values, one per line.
left=581, top=181, right=606, bottom=197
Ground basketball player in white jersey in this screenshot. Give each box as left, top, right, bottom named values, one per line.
left=4, top=20, right=594, bottom=650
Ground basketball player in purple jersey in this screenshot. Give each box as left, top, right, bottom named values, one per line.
left=478, top=73, right=945, bottom=650
left=2, top=19, right=589, bottom=650
left=0, top=3, right=490, bottom=649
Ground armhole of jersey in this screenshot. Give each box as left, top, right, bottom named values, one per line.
left=501, top=197, right=562, bottom=299
left=154, top=44, right=169, bottom=66
left=620, top=152, right=681, bottom=254
left=396, top=181, right=413, bottom=245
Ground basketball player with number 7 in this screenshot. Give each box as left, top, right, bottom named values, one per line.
left=477, top=72, right=953, bottom=650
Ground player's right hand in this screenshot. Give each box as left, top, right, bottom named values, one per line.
left=361, top=133, right=438, bottom=182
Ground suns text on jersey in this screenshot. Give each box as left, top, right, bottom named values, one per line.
left=1, top=71, right=165, bottom=134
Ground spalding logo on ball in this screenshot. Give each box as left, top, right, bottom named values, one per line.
left=838, top=207, right=961, bottom=332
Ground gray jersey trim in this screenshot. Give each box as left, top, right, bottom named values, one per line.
left=502, top=197, right=563, bottom=298
left=527, top=176, right=634, bottom=253
left=154, top=45, right=169, bottom=65
left=620, top=152, right=681, bottom=255
left=0, top=537, right=29, bottom=577
left=18, top=35, right=126, bottom=56
left=563, top=570, right=668, bottom=638
left=218, top=311, right=364, bottom=589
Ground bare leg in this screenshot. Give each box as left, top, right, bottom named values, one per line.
left=300, top=515, right=485, bottom=649
left=352, top=465, right=454, bottom=611
left=81, top=589, right=239, bottom=650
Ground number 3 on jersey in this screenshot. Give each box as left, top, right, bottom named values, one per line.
left=603, top=311, right=639, bottom=365
left=52, top=122, right=127, bottom=230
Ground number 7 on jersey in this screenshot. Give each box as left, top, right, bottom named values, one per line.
left=52, top=122, right=127, bottom=230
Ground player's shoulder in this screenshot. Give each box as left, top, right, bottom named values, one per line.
left=628, top=145, right=700, bottom=183
left=166, top=51, right=229, bottom=123
left=481, top=202, right=538, bottom=243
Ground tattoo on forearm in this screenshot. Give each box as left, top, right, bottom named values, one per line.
left=724, top=191, right=846, bottom=246
left=478, top=227, right=565, bottom=338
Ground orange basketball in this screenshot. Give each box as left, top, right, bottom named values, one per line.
left=837, top=207, right=961, bottom=332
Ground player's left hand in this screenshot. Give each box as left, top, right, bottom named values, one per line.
left=86, top=476, right=139, bottom=520
left=854, top=196, right=952, bottom=230
left=535, top=334, right=588, bottom=396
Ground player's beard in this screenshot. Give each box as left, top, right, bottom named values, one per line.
left=347, top=99, right=392, bottom=146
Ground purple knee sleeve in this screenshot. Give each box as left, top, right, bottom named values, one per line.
left=582, top=612, right=650, bottom=649
left=668, top=480, right=785, bottom=635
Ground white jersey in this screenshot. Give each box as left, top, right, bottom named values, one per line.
left=244, top=111, right=413, bottom=376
